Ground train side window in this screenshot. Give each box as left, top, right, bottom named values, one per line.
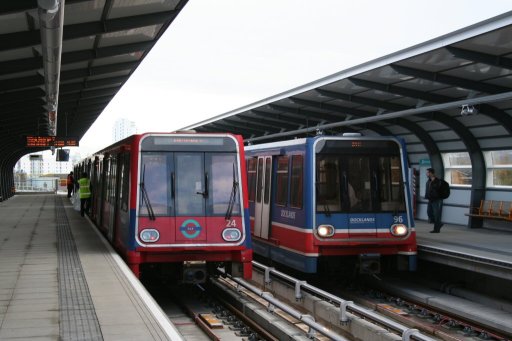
left=247, top=158, right=257, bottom=202
left=276, top=156, right=289, bottom=206
left=120, top=153, right=130, bottom=212
left=290, top=155, right=303, bottom=209
left=264, top=157, right=272, bottom=205
left=102, top=157, right=109, bottom=204
left=256, top=158, right=264, bottom=203
left=110, top=157, right=117, bottom=203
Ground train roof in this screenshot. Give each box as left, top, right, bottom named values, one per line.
left=245, top=134, right=401, bottom=151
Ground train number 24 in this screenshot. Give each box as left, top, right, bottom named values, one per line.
left=226, top=219, right=237, bottom=227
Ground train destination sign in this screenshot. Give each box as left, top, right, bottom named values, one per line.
left=26, top=136, right=79, bottom=147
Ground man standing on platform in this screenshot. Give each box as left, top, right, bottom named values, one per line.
left=67, top=171, right=75, bottom=198
left=78, top=172, right=91, bottom=217
left=425, top=167, right=443, bottom=233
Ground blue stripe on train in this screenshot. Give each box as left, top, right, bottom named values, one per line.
left=253, top=240, right=317, bottom=273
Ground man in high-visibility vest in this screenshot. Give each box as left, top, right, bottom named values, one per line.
left=78, top=172, right=92, bottom=217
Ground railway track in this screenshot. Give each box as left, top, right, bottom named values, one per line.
left=248, top=261, right=511, bottom=341
left=141, top=261, right=510, bottom=340
left=145, top=274, right=343, bottom=340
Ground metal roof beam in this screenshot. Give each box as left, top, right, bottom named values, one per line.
left=246, top=91, right=512, bottom=143
left=206, top=122, right=256, bottom=137
left=316, top=88, right=406, bottom=112
left=0, top=10, right=177, bottom=52
left=242, top=112, right=302, bottom=130
left=59, top=94, right=113, bottom=106
left=251, top=108, right=324, bottom=126
left=348, top=77, right=452, bottom=104
left=446, top=46, right=512, bottom=70
left=59, top=75, right=129, bottom=94
left=60, top=61, right=137, bottom=81
left=290, top=97, right=374, bottom=118
left=349, top=77, right=512, bottom=134
left=228, top=115, right=296, bottom=131
left=266, top=104, right=329, bottom=122
left=0, top=88, right=45, bottom=105
left=220, top=118, right=277, bottom=134
left=0, top=41, right=151, bottom=77
left=0, top=0, right=88, bottom=15
left=0, top=75, right=43, bottom=92
left=0, top=98, right=45, bottom=112
left=60, top=86, right=120, bottom=101
left=391, top=64, right=510, bottom=94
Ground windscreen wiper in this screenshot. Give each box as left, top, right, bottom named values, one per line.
left=140, top=165, right=155, bottom=220
left=225, top=163, right=239, bottom=221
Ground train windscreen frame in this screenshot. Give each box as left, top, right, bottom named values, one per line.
left=139, top=151, right=241, bottom=217
left=315, top=139, right=406, bottom=213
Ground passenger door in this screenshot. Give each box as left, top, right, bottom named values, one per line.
left=254, top=156, right=272, bottom=239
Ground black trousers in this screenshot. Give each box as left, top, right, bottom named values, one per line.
left=67, top=185, right=74, bottom=198
left=80, top=197, right=90, bottom=216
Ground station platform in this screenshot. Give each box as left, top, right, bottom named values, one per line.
left=415, top=220, right=512, bottom=281
left=0, top=194, right=183, bottom=341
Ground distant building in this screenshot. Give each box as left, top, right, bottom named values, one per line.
left=15, top=151, right=75, bottom=176
left=112, top=118, right=137, bottom=142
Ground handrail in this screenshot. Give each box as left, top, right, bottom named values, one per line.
left=252, top=261, right=438, bottom=341
left=218, top=268, right=349, bottom=341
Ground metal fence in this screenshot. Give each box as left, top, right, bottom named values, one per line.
left=14, top=178, right=61, bottom=193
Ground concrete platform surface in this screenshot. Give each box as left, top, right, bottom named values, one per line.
left=0, top=194, right=183, bottom=341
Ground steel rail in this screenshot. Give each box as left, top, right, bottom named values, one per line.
left=253, top=261, right=438, bottom=341
left=218, top=268, right=349, bottom=341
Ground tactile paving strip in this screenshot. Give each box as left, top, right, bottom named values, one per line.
left=55, top=196, right=103, bottom=341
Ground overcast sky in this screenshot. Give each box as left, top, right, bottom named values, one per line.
left=76, top=0, right=512, bottom=156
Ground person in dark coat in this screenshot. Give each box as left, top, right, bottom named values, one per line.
left=67, top=171, right=75, bottom=198
left=425, top=168, right=444, bottom=233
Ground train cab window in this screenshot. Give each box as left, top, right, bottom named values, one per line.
left=378, top=156, right=405, bottom=211
left=140, top=154, right=172, bottom=215
left=206, top=153, right=241, bottom=216
left=347, top=157, right=369, bottom=211
left=290, top=155, right=303, bottom=209
left=276, top=156, right=289, bottom=206
left=247, top=158, right=257, bottom=202
left=316, top=157, right=341, bottom=212
left=175, top=153, right=205, bottom=216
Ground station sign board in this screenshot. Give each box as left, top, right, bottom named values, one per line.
left=26, top=136, right=79, bottom=147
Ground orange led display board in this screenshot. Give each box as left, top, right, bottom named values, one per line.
left=26, top=136, right=79, bottom=147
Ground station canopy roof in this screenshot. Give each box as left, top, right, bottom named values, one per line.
left=186, top=11, right=512, bottom=155
left=0, top=0, right=187, bottom=164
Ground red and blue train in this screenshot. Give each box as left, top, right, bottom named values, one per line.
left=75, top=132, right=252, bottom=282
left=245, top=135, right=417, bottom=274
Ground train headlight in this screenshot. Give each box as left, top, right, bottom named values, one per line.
left=222, top=228, right=241, bottom=242
left=316, top=224, right=335, bottom=238
left=140, top=229, right=159, bottom=242
left=390, top=224, right=407, bottom=237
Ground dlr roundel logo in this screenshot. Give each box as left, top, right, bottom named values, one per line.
left=180, top=219, right=202, bottom=239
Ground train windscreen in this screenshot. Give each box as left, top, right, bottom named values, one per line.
left=139, top=152, right=241, bottom=217
left=315, top=139, right=406, bottom=213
